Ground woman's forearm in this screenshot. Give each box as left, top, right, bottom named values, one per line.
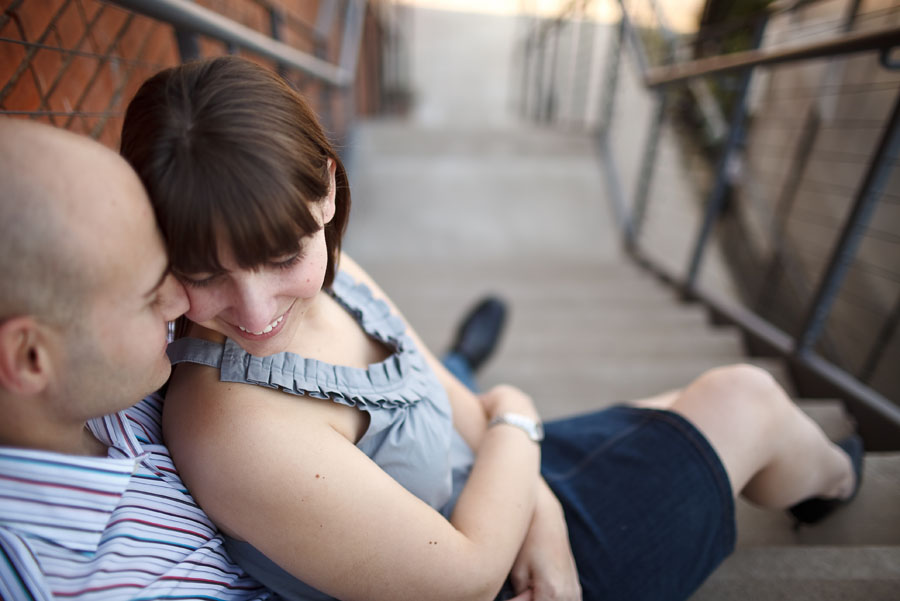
left=448, top=385, right=542, bottom=595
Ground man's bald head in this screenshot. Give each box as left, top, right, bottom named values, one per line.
left=0, top=118, right=187, bottom=453
left=0, top=119, right=151, bottom=326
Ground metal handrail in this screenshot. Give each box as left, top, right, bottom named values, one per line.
left=106, top=0, right=358, bottom=87
left=524, top=0, right=900, bottom=448
left=620, top=0, right=900, bottom=449
left=644, top=25, right=900, bottom=87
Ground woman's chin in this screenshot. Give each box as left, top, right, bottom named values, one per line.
left=230, top=335, right=288, bottom=357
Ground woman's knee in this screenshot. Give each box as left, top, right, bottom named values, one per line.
left=691, top=363, right=790, bottom=417
left=672, top=364, right=793, bottom=493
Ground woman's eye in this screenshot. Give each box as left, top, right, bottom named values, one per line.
left=181, top=273, right=218, bottom=288
left=272, top=252, right=302, bottom=270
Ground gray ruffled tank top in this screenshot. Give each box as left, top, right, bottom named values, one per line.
left=166, top=270, right=475, bottom=601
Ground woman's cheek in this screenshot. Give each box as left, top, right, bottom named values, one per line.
left=184, top=288, right=220, bottom=323
left=296, top=245, right=328, bottom=295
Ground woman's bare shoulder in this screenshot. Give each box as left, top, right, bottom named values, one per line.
left=163, top=362, right=337, bottom=448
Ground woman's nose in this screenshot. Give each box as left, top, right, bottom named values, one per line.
left=230, top=275, right=280, bottom=332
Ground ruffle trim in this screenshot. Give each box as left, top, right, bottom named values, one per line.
left=212, top=270, right=436, bottom=409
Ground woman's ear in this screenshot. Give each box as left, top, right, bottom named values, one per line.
left=322, top=158, right=337, bottom=225
left=0, top=316, right=54, bottom=396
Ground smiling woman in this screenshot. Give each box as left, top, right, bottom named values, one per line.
left=120, top=58, right=348, bottom=356
left=118, top=55, right=861, bottom=601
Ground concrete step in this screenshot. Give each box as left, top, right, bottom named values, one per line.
left=368, top=266, right=678, bottom=305
left=697, top=399, right=900, bottom=598
left=690, top=546, right=900, bottom=600
left=486, top=357, right=794, bottom=420
left=499, top=327, right=745, bottom=359
left=735, top=453, right=900, bottom=547
left=410, top=303, right=716, bottom=346
left=799, top=399, right=857, bottom=442
left=737, top=453, right=900, bottom=547
left=355, top=258, right=656, bottom=287
left=738, top=397, right=898, bottom=547
left=354, top=119, right=598, bottom=158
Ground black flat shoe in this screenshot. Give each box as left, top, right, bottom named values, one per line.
left=788, top=434, right=864, bottom=526
left=449, top=297, right=507, bottom=372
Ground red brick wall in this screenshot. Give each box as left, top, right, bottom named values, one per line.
left=1, top=0, right=381, bottom=149
left=1, top=0, right=180, bottom=147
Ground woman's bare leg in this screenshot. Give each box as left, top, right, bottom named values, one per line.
left=660, top=364, right=856, bottom=507
left=630, top=389, right=680, bottom=409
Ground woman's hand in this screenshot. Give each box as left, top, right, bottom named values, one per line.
left=479, top=384, right=541, bottom=423
left=510, top=481, right=582, bottom=601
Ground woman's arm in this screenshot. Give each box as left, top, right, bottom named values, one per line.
left=162, top=270, right=542, bottom=601
left=339, top=254, right=581, bottom=601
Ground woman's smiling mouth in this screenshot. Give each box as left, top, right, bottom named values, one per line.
left=237, top=313, right=285, bottom=335
left=231, top=306, right=293, bottom=340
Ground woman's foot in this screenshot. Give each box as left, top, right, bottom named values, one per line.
left=448, top=297, right=507, bottom=372
left=788, top=434, right=864, bottom=526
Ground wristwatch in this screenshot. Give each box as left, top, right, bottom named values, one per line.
left=488, top=413, right=544, bottom=443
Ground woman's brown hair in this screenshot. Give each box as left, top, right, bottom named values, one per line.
left=120, top=56, right=350, bottom=288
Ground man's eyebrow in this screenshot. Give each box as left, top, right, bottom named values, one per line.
left=144, top=264, right=171, bottom=299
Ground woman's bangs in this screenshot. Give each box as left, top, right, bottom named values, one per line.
left=220, top=185, right=318, bottom=270
left=164, top=188, right=225, bottom=277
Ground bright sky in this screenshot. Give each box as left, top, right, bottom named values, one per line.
left=393, top=0, right=706, bottom=33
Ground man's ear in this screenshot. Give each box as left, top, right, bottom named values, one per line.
left=0, top=317, right=54, bottom=396
left=322, top=158, right=337, bottom=225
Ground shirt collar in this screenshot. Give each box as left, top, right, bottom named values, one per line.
left=0, top=410, right=145, bottom=554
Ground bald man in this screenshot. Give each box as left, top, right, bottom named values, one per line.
left=0, top=119, right=268, bottom=600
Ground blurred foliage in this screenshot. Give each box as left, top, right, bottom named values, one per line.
left=671, top=0, right=775, bottom=156
left=696, top=0, right=774, bottom=57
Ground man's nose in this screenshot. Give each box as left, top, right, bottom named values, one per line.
left=160, top=274, right=189, bottom=321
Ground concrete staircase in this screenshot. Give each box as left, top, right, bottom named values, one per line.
left=343, top=6, right=899, bottom=597
left=345, top=120, right=900, bottom=600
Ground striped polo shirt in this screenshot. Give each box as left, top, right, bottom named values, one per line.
left=0, top=393, right=270, bottom=601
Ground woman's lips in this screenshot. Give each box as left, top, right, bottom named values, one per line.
left=230, top=306, right=291, bottom=341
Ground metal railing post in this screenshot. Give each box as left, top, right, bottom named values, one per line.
left=626, top=83, right=668, bottom=250
left=596, top=16, right=624, bottom=138
left=533, top=28, right=547, bottom=121
left=755, top=109, right=821, bottom=314
left=335, top=0, right=366, bottom=141
left=520, top=33, right=533, bottom=117
left=795, top=91, right=900, bottom=356
left=543, top=22, right=562, bottom=122
left=859, top=294, right=900, bottom=383
left=175, top=30, right=199, bottom=61
left=268, top=5, right=286, bottom=77
left=561, top=2, right=584, bottom=126
left=683, top=15, right=768, bottom=296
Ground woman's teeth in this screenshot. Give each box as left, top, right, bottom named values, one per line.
left=238, top=314, right=285, bottom=335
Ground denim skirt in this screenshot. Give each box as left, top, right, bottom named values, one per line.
left=517, top=406, right=736, bottom=601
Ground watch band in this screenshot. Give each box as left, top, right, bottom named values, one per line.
left=488, top=413, right=544, bottom=442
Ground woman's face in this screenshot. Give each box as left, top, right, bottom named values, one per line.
left=179, top=163, right=336, bottom=357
